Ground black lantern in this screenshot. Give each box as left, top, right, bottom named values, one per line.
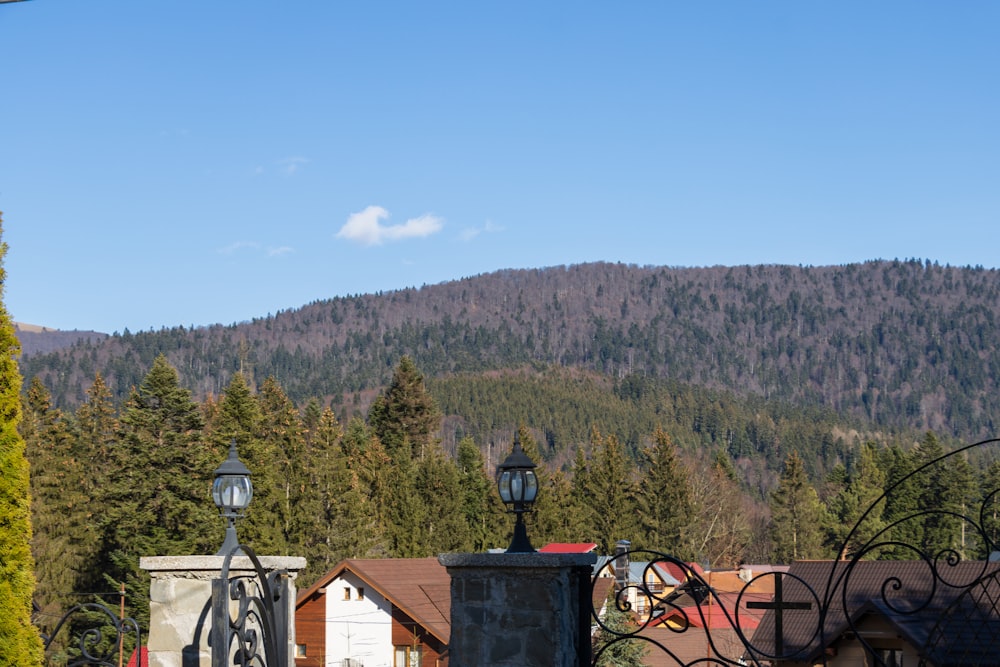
left=213, top=439, right=253, bottom=556
left=497, top=432, right=539, bottom=553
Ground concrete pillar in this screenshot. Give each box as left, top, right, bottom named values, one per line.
left=439, top=552, right=597, bottom=667
left=140, top=555, right=306, bottom=667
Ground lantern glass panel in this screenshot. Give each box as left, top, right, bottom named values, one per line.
left=213, top=474, right=253, bottom=512
left=523, top=471, right=538, bottom=503
left=498, top=471, right=513, bottom=504
left=511, top=472, right=524, bottom=502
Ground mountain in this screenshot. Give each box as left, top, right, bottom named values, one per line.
left=14, top=323, right=108, bottom=356
left=18, top=260, right=1000, bottom=442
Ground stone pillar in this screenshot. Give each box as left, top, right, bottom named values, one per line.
left=140, top=555, right=306, bottom=667
left=439, top=552, right=597, bottom=667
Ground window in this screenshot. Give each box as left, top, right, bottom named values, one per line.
left=356, top=586, right=365, bottom=601
left=877, top=649, right=902, bottom=667
left=394, top=645, right=422, bottom=667
left=343, top=586, right=351, bottom=600
left=294, top=644, right=307, bottom=658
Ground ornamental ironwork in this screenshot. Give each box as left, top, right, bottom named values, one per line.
left=211, top=544, right=291, bottom=667
left=38, top=600, right=143, bottom=667
left=591, top=437, right=1000, bottom=667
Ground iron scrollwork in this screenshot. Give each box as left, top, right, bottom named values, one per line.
left=212, top=545, right=290, bottom=667
left=591, top=437, right=1000, bottom=666
left=39, top=601, right=143, bottom=667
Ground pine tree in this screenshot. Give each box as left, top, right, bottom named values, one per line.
left=593, top=598, right=647, bottom=667
left=23, top=379, right=92, bottom=631
left=344, top=417, right=393, bottom=557
left=878, top=443, right=923, bottom=560
left=577, top=427, right=639, bottom=554
left=257, top=377, right=306, bottom=547
left=980, top=460, right=1000, bottom=558
left=456, top=437, right=504, bottom=552
left=509, top=427, right=565, bottom=549
left=368, top=356, right=440, bottom=461
left=912, top=432, right=976, bottom=558
left=826, top=442, right=886, bottom=559
left=98, top=355, right=217, bottom=627
left=770, top=451, right=827, bottom=563
left=0, top=214, right=45, bottom=665
left=213, top=373, right=285, bottom=553
left=415, top=443, right=471, bottom=553
left=635, top=428, right=693, bottom=555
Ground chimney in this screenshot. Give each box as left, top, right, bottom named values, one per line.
left=614, top=540, right=631, bottom=594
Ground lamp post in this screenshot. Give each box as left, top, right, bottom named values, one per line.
left=213, top=439, right=253, bottom=556
left=496, top=432, right=539, bottom=553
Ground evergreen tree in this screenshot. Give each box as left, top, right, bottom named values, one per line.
left=0, top=214, right=44, bottom=665
left=23, top=379, right=92, bottom=630
left=592, top=598, right=647, bottom=667
left=344, top=417, right=394, bottom=557
left=635, top=428, right=693, bottom=555
left=826, top=442, right=886, bottom=559
left=534, top=466, right=589, bottom=546
left=368, top=356, right=440, bottom=461
left=456, top=437, right=504, bottom=551
left=577, top=427, right=639, bottom=554
left=257, top=377, right=306, bottom=546
left=913, top=432, right=976, bottom=558
left=510, top=426, right=568, bottom=548
left=99, top=355, right=216, bottom=627
left=878, top=443, right=923, bottom=560
left=980, top=460, right=1000, bottom=557
left=770, top=451, right=827, bottom=563
left=415, top=443, right=471, bottom=553
left=383, top=453, right=428, bottom=557
left=213, top=373, right=286, bottom=553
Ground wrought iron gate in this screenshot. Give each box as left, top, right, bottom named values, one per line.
left=38, top=599, right=143, bottom=667
left=591, top=437, right=1000, bottom=666
left=211, top=544, right=291, bottom=667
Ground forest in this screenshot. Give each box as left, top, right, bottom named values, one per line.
left=24, top=352, right=1000, bottom=639
left=18, top=258, right=1000, bottom=648
left=19, top=260, right=1000, bottom=444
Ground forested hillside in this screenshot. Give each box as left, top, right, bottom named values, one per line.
left=24, top=353, right=1000, bottom=635
left=20, top=260, right=1000, bottom=443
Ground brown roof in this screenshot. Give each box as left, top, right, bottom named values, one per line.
left=297, top=557, right=452, bottom=644
left=748, top=560, right=1000, bottom=665
left=637, top=624, right=755, bottom=666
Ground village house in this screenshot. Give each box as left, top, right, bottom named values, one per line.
left=294, top=558, right=451, bottom=667
left=749, top=560, right=1000, bottom=667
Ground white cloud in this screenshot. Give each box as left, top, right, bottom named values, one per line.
left=278, top=156, right=309, bottom=175
left=219, top=241, right=294, bottom=258
left=336, top=206, right=444, bottom=246
left=460, top=219, right=503, bottom=242
left=219, top=241, right=261, bottom=255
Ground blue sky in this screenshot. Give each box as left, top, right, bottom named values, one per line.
left=2, top=1, right=998, bottom=334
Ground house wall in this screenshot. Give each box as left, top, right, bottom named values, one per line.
left=390, top=607, right=447, bottom=667
left=295, top=590, right=326, bottom=667
left=326, top=572, right=393, bottom=667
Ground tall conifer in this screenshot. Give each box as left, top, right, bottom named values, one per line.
left=0, top=215, right=46, bottom=665
left=635, top=428, right=693, bottom=555
left=770, top=451, right=827, bottom=563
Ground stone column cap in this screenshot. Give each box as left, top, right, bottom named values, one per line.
left=140, top=554, right=307, bottom=573
left=438, top=552, right=596, bottom=569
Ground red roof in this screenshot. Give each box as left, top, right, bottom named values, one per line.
left=538, top=542, right=598, bottom=553
left=657, top=560, right=705, bottom=582
left=127, top=647, right=148, bottom=667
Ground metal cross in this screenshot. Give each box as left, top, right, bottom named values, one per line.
left=747, top=573, right=812, bottom=656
